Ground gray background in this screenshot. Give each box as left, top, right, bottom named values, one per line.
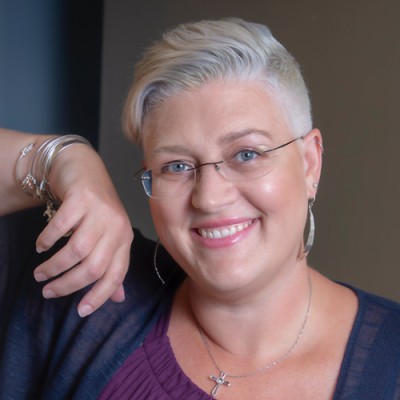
left=99, top=0, right=400, bottom=301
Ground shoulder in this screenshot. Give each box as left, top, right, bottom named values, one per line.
left=343, top=284, right=400, bottom=349
left=348, top=286, right=400, bottom=365
left=335, top=285, right=400, bottom=397
left=353, top=286, right=400, bottom=333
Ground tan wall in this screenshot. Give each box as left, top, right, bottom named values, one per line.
left=100, top=0, right=400, bottom=301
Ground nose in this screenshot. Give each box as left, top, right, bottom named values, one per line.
left=191, top=161, right=239, bottom=212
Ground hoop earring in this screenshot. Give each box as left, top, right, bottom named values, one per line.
left=303, top=197, right=316, bottom=256
left=153, top=240, right=166, bottom=285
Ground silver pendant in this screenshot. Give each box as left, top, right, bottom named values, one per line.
left=210, top=371, right=231, bottom=397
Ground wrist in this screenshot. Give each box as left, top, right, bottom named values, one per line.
left=15, top=134, right=93, bottom=220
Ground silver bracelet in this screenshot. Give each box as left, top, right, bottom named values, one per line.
left=16, top=134, right=92, bottom=220
left=32, top=135, right=92, bottom=202
left=15, top=142, right=37, bottom=196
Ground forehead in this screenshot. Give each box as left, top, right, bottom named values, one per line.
left=142, top=80, right=292, bottom=156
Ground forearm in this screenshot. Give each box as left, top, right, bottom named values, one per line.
left=0, top=128, right=57, bottom=216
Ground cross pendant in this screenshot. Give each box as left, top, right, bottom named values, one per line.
left=210, top=371, right=231, bottom=397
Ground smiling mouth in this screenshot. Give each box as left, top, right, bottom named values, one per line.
left=197, top=221, right=253, bottom=239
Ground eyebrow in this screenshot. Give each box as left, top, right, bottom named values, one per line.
left=151, top=144, right=193, bottom=156
left=151, top=129, right=273, bottom=155
left=218, top=129, right=273, bottom=145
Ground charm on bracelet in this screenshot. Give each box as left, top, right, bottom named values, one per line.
left=43, top=200, right=58, bottom=222
left=15, top=134, right=91, bottom=233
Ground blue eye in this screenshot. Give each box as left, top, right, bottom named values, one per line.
left=161, top=161, right=194, bottom=174
left=234, top=149, right=262, bottom=162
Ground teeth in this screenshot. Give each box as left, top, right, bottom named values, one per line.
left=199, top=221, right=252, bottom=239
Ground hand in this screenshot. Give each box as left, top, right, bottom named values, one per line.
left=32, top=144, right=134, bottom=317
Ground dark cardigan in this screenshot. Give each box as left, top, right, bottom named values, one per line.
left=0, top=208, right=183, bottom=399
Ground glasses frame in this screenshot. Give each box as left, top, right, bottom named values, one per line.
left=135, top=135, right=305, bottom=199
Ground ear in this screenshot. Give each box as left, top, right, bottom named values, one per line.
left=302, top=129, right=323, bottom=199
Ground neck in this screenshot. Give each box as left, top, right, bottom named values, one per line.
left=183, top=264, right=312, bottom=360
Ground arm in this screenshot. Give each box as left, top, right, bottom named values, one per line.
left=0, top=128, right=134, bottom=316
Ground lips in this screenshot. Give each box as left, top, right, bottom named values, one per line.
left=198, top=220, right=253, bottom=239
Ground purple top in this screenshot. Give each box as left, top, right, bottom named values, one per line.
left=98, top=307, right=212, bottom=399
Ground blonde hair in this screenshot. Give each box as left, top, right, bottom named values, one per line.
left=123, top=18, right=312, bottom=143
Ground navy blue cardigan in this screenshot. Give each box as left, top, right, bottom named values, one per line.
left=1, top=208, right=400, bottom=399
left=0, top=208, right=184, bottom=399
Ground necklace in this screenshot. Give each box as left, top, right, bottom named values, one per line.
left=198, top=275, right=312, bottom=398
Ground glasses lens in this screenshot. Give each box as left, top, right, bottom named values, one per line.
left=141, top=170, right=153, bottom=197
left=222, top=146, right=275, bottom=181
left=141, top=164, right=195, bottom=199
left=222, top=137, right=302, bottom=181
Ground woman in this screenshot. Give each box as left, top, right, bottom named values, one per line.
left=107, top=17, right=355, bottom=399
left=2, top=18, right=400, bottom=399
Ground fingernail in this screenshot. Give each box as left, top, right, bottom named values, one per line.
left=43, top=289, right=56, bottom=299
left=78, top=304, right=93, bottom=318
left=36, top=246, right=43, bottom=254
left=34, top=272, right=47, bottom=282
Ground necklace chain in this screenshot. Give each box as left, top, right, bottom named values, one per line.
left=198, top=275, right=312, bottom=396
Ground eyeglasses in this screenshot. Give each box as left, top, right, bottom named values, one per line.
left=136, top=136, right=304, bottom=199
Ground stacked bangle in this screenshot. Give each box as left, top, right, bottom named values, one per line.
left=15, top=134, right=92, bottom=220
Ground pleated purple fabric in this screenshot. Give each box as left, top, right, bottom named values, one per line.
left=98, top=310, right=212, bottom=400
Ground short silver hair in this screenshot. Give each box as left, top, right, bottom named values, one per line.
left=123, top=18, right=312, bottom=143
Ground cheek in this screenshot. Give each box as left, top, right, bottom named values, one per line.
left=250, top=176, right=298, bottom=210
left=149, top=201, right=168, bottom=237
left=149, top=200, right=186, bottom=245
left=250, top=164, right=308, bottom=223
left=149, top=200, right=195, bottom=267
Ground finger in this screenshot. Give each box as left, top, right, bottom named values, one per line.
left=42, top=246, right=129, bottom=317
left=34, top=221, right=101, bottom=281
left=78, top=242, right=131, bottom=313
left=40, top=236, right=129, bottom=303
left=36, top=201, right=82, bottom=253
left=110, top=284, right=126, bottom=303
left=77, top=260, right=129, bottom=317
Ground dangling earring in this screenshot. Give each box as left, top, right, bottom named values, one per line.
left=153, top=240, right=166, bottom=285
left=303, top=197, right=316, bottom=256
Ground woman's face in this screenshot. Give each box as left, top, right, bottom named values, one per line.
left=142, top=80, right=321, bottom=297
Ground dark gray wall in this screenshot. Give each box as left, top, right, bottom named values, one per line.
left=1, top=0, right=64, bottom=132
left=0, top=0, right=103, bottom=145
left=99, top=0, right=400, bottom=301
